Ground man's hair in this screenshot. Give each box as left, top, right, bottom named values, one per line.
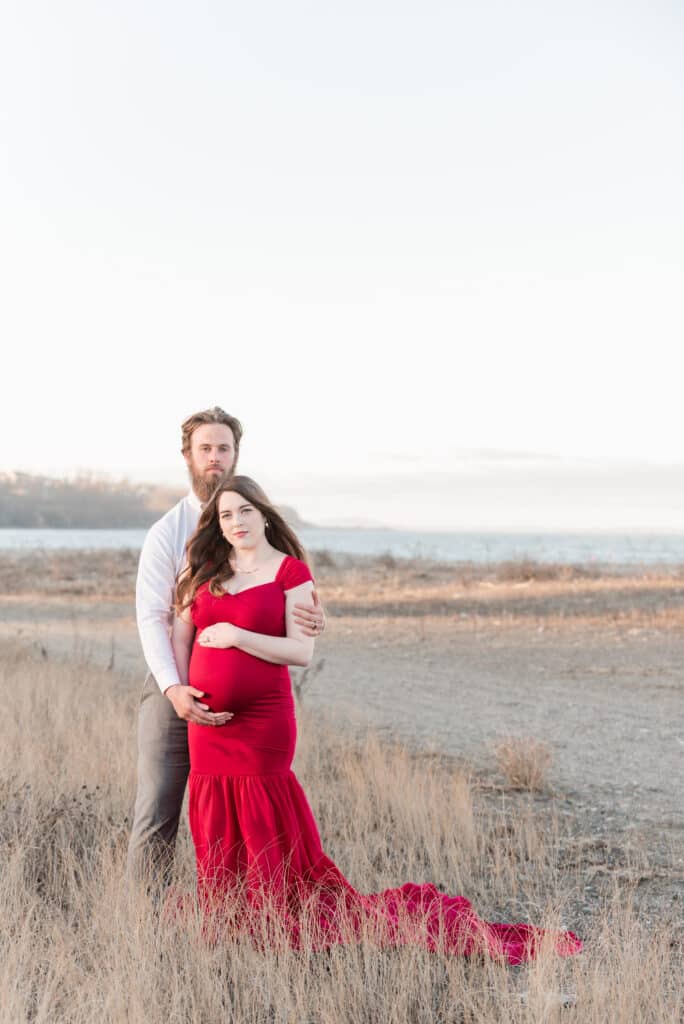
left=181, top=406, right=244, bottom=455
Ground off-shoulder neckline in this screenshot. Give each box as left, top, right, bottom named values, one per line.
left=211, top=553, right=291, bottom=597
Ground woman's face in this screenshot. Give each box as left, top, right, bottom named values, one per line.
left=217, top=490, right=267, bottom=550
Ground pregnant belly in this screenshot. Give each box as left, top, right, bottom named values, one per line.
left=189, top=645, right=291, bottom=713
left=188, top=645, right=296, bottom=775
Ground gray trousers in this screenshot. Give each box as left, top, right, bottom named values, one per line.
left=126, top=674, right=190, bottom=887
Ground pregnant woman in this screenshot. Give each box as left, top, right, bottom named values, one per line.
left=171, top=476, right=581, bottom=964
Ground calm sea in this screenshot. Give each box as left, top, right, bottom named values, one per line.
left=1, top=527, right=684, bottom=566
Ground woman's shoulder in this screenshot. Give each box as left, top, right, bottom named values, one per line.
left=277, top=554, right=314, bottom=591
left=188, top=581, right=214, bottom=624
left=191, top=580, right=212, bottom=605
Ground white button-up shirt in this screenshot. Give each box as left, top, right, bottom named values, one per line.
left=135, top=489, right=203, bottom=692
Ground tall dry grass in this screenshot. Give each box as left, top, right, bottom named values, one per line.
left=493, top=738, right=553, bottom=793
left=0, top=639, right=681, bottom=1023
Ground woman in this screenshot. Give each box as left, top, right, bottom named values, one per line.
left=172, top=476, right=581, bottom=963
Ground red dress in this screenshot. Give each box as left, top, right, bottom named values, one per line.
left=187, top=555, right=581, bottom=964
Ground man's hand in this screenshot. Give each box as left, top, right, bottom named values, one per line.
left=293, top=588, right=326, bottom=637
left=165, top=684, right=233, bottom=726
left=197, top=623, right=238, bottom=648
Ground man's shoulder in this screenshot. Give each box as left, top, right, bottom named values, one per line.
left=143, top=494, right=195, bottom=546
left=152, top=494, right=189, bottom=527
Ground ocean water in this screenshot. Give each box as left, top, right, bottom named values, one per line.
left=1, top=526, right=684, bottom=566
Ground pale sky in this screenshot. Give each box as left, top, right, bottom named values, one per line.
left=1, top=1, right=683, bottom=528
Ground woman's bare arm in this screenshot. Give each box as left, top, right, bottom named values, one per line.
left=197, top=582, right=316, bottom=667
left=168, top=608, right=233, bottom=726
left=170, top=611, right=195, bottom=685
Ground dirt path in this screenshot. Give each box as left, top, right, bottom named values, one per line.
left=309, top=618, right=683, bottom=834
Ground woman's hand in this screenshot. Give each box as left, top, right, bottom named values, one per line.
left=197, top=623, right=239, bottom=648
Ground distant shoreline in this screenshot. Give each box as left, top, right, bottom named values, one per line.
left=2, top=525, right=684, bottom=568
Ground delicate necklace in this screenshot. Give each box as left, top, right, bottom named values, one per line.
left=231, top=559, right=264, bottom=575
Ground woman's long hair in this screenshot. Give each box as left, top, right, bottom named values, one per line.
left=175, top=475, right=308, bottom=613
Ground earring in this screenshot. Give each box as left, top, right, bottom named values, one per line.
left=264, top=520, right=270, bottom=530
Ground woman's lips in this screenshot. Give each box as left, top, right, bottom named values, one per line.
left=233, top=531, right=247, bottom=538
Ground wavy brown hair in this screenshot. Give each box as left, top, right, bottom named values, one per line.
left=175, top=475, right=308, bottom=613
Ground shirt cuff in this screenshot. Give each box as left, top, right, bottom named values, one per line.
left=155, top=668, right=183, bottom=694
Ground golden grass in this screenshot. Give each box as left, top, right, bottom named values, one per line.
left=493, top=738, right=553, bottom=793
left=0, top=640, right=682, bottom=1023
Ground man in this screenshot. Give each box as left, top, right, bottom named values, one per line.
left=126, top=406, right=324, bottom=885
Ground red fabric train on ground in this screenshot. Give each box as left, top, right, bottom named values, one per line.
left=182, top=556, right=582, bottom=965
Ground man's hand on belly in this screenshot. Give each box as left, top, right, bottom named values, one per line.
left=166, top=684, right=234, bottom=726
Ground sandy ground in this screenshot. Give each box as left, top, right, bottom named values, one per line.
left=1, top=550, right=682, bottom=926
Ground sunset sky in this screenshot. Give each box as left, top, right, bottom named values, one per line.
left=1, top=1, right=682, bottom=528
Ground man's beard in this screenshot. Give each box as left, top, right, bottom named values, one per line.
left=189, top=464, right=228, bottom=503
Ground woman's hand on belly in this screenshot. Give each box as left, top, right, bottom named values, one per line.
left=197, top=623, right=238, bottom=649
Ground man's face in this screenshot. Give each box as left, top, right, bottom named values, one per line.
left=185, top=424, right=237, bottom=502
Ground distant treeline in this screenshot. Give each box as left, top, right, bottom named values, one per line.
left=0, top=473, right=308, bottom=529
left=0, top=473, right=184, bottom=528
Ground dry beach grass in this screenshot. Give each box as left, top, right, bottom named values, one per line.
left=0, top=552, right=682, bottom=1022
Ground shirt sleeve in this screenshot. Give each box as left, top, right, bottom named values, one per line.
left=280, top=556, right=314, bottom=591
left=135, top=522, right=183, bottom=693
